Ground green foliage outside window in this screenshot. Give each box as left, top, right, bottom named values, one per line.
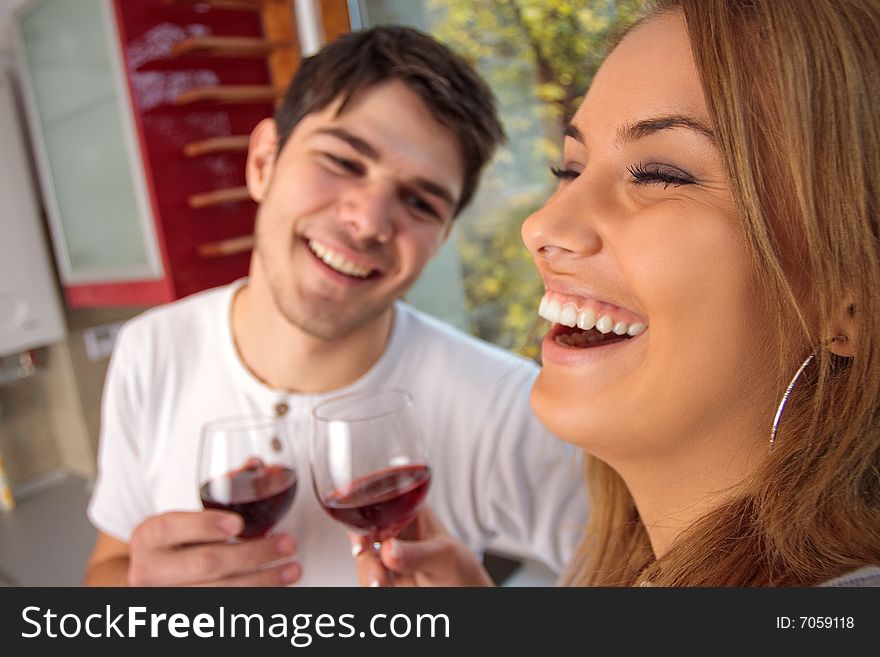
left=426, top=0, right=647, bottom=359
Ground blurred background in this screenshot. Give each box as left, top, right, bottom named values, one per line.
left=0, top=0, right=643, bottom=586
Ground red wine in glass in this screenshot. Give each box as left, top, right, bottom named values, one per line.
left=200, top=460, right=297, bottom=539
left=198, top=416, right=297, bottom=539
left=311, top=390, right=432, bottom=560
left=320, top=464, right=431, bottom=541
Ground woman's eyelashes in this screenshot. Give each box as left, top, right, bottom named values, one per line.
left=550, top=162, right=697, bottom=188
left=627, top=162, right=696, bottom=188
left=550, top=165, right=580, bottom=181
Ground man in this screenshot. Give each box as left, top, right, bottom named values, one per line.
left=84, top=25, right=585, bottom=586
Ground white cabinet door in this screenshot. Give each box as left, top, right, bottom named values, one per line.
left=0, top=67, right=64, bottom=356
left=13, top=0, right=162, bottom=284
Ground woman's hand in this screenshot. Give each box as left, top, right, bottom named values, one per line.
left=350, top=507, right=494, bottom=587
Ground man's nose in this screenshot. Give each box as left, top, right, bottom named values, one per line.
left=337, top=182, right=396, bottom=244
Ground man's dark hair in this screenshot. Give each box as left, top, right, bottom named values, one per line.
left=274, top=25, right=505, bottom=216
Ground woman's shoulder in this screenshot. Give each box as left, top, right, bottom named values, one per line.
left=818, top=565, right=880, bottom=587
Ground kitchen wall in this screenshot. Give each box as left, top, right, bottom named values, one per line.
left=0, top=0, right=14, bottom=58
left=0, top=0, right=146, bottom=490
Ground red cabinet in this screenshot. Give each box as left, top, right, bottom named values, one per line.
left=16, top=0, right=300, bottom=307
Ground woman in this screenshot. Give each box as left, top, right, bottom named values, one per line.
left=352, top=0, right=880, bottom=586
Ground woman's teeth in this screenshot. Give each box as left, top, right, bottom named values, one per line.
left=308, top=239, right=372, bottom=278
left=577, top=309, right=596, bottom=330
left=538, top=293, right=647, bottom=345
left=595, top=314, right=614, bottom=334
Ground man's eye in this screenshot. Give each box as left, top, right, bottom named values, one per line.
left=323, top=153, right=363, bottom=175
left=403, top=193, right=440, bottom=221
left=627, top=162, right=696, bottom=188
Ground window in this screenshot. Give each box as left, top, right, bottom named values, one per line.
left=357, top=0, right=646, bottom=359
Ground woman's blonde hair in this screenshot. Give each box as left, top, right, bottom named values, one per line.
left=566, top=0, right=880, bottom=586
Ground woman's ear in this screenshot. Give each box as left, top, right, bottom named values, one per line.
left=828, top=300, right=857, bottom=358
left=246, top=118, right=279, bottom=203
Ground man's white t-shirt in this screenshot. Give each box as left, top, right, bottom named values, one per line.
left=88, top=280, right=587, bottom=585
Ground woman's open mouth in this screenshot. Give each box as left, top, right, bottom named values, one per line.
left=538, top=292, right=647, bottom=349
left=550, top=323, right=634, bottom=348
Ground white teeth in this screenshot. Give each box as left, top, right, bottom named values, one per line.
left=559, top=304, right=578, bottom=328
left=538, top=296, right=549, bottom=318
left=595, top=315, right=614, bottom=334
left=576, top=309, right=597, bottom=330
left=537, top=293, right=646, bottom=338
left=541, top=298, right=562, bottom=324
left=308, top=240, right=371, bottom=278
left=627, top=322, right=647, bottom=337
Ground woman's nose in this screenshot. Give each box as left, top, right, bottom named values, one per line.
left=521, top=186, right=603, bottom=263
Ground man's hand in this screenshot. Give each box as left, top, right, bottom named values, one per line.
left=350, top=507, right=493, bottom=587
left=125, top=510, right=300, bottom=586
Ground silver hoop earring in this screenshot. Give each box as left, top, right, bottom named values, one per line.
left=769, top=351, right=816, bottom=450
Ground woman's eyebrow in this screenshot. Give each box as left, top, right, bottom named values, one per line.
left=564, top=123, right=586, bottom=144
left=563, top=114, right=715, bottom=148
left=616, top=114, right=716, bottom=144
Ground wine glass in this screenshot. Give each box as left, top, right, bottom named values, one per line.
left=310, top=390, right=431, bottom=552
left=198, top=415, right=298, bottom=539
